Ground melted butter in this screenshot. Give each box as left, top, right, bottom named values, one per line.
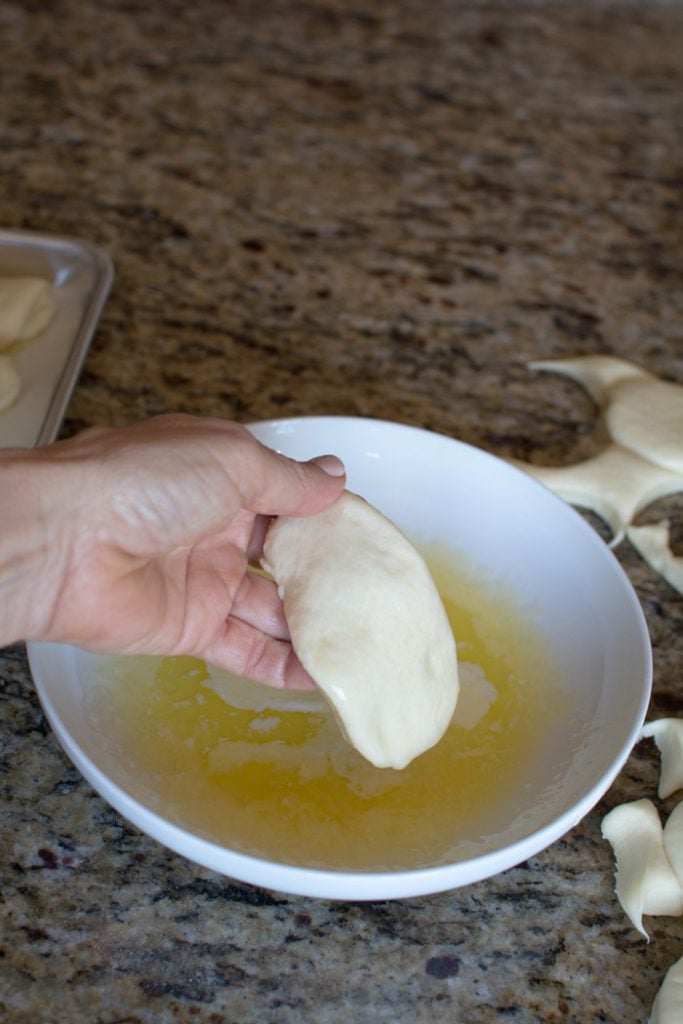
left=88, top=547, right=566, bottom=871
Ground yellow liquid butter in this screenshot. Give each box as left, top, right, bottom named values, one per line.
left=88, top=549, right=566, bottom=871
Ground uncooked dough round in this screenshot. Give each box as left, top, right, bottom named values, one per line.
left=606, top=376, right=683, bottom=476
left=641, top=717, right=683, bottom=799
left=262, top=491, right=459, bottom=769
left=663, top=801, right=683, bottom=888
left=0, top=276, right=55, bottom=348
left=601, top=798, right=683, bottom=938
left=0, top=355, right=21, bottom=411
left=650, top=954, right=683, bottom=1024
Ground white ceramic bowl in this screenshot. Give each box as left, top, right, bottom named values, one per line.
left=28, top=416, right=651, bottom=900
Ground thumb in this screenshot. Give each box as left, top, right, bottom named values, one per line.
left=244, top=442, right=346, bottom=518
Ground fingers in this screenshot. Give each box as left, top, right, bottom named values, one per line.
left=282, top=652, right=318, bottom=691
left=246, top=514, right=270, bottom=563
left=309, top=454, right=346, bottom=478
left=202, top=617, right=317, bottom=690
left=53, top=415, right=346, bottom=529
left=204, top=566, right=317, bottom=690
left=240, top=440, right=346, bottom=518
left=231, top=570, right=289, bottom=640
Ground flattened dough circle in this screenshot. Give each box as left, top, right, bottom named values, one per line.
left=0, top=276, right=55, bottom=348
left=0, top=355, right=21, bottom=411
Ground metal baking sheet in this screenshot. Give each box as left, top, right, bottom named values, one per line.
left=0, top=228, right=114, bottom=447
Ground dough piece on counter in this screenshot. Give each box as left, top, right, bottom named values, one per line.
left=530, top=356, right=683, bottom=475
left=649, top=955, right=683, bottom=1024
left=601, top=798, right=683, bottom=938
left=663, top=801, right=683, bottom=888
left=0, top=355, right=21, bottom=411
left=514, top=358, right=683, bottom=566
left=641, top=718, right=683, bottom=799
left=262, top=491, right=459, bottom=769
left=628, top=523, right=683, bottom=599
left=528, top=355, right=644, bottom=403
left=0, top=276, right=55, bottom=348
left=513, top=445, right=680, bottom=545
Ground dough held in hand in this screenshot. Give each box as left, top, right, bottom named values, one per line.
left=262, top=491, right=459, bottom=769
left=0, top=276, right=55, bottom=348
left=0, top=355, right=21, bottom=411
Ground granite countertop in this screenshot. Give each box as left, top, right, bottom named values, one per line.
left=1, top=1, right=682, bottom=1020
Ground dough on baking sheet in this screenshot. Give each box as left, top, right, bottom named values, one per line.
left=0, top=276, right=55, bottom=348
left=601, top=798, right=683, bottom=938
left=0, top=355, right=21, bottom=411
left=262, top=491, right=459, bottom=770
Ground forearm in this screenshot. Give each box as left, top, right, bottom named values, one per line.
left=0, top=449, right=68, bottom=646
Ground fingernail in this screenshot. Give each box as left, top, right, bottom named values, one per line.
left=311, top=454, right=346, bottom=478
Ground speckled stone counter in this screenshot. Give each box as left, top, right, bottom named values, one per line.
left=1, top=1, right=682, bottom=1021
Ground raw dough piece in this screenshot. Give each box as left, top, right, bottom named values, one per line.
left=641, top=719, right=683, bottom=799
left=628, top=523, right=683, bottom=599
left=262, top=491, right=459, bottom=769
left=650, top=955, right=683, bottom=1024
left=0, top=276, right=55, bottom=348
left=600, top=798, right=683, bottom=938
left=529, top=356, right=683, bottom=475
left=528, top=355, right=644, bottom=403
left=516, top=445, right=679, bottom=544
left=0, top=355, right=21, bottom=411
left=514, top=358, right=683, bottom=591
left=663, top=801, right=683, bottom=888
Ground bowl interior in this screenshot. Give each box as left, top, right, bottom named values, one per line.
left=28, top=417, right=651, bottom=899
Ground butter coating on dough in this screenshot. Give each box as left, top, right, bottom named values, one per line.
left=262, top=491, right=459, bottom=769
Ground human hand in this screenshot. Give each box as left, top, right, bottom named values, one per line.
left=0, top=415, right=345, bottom=688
